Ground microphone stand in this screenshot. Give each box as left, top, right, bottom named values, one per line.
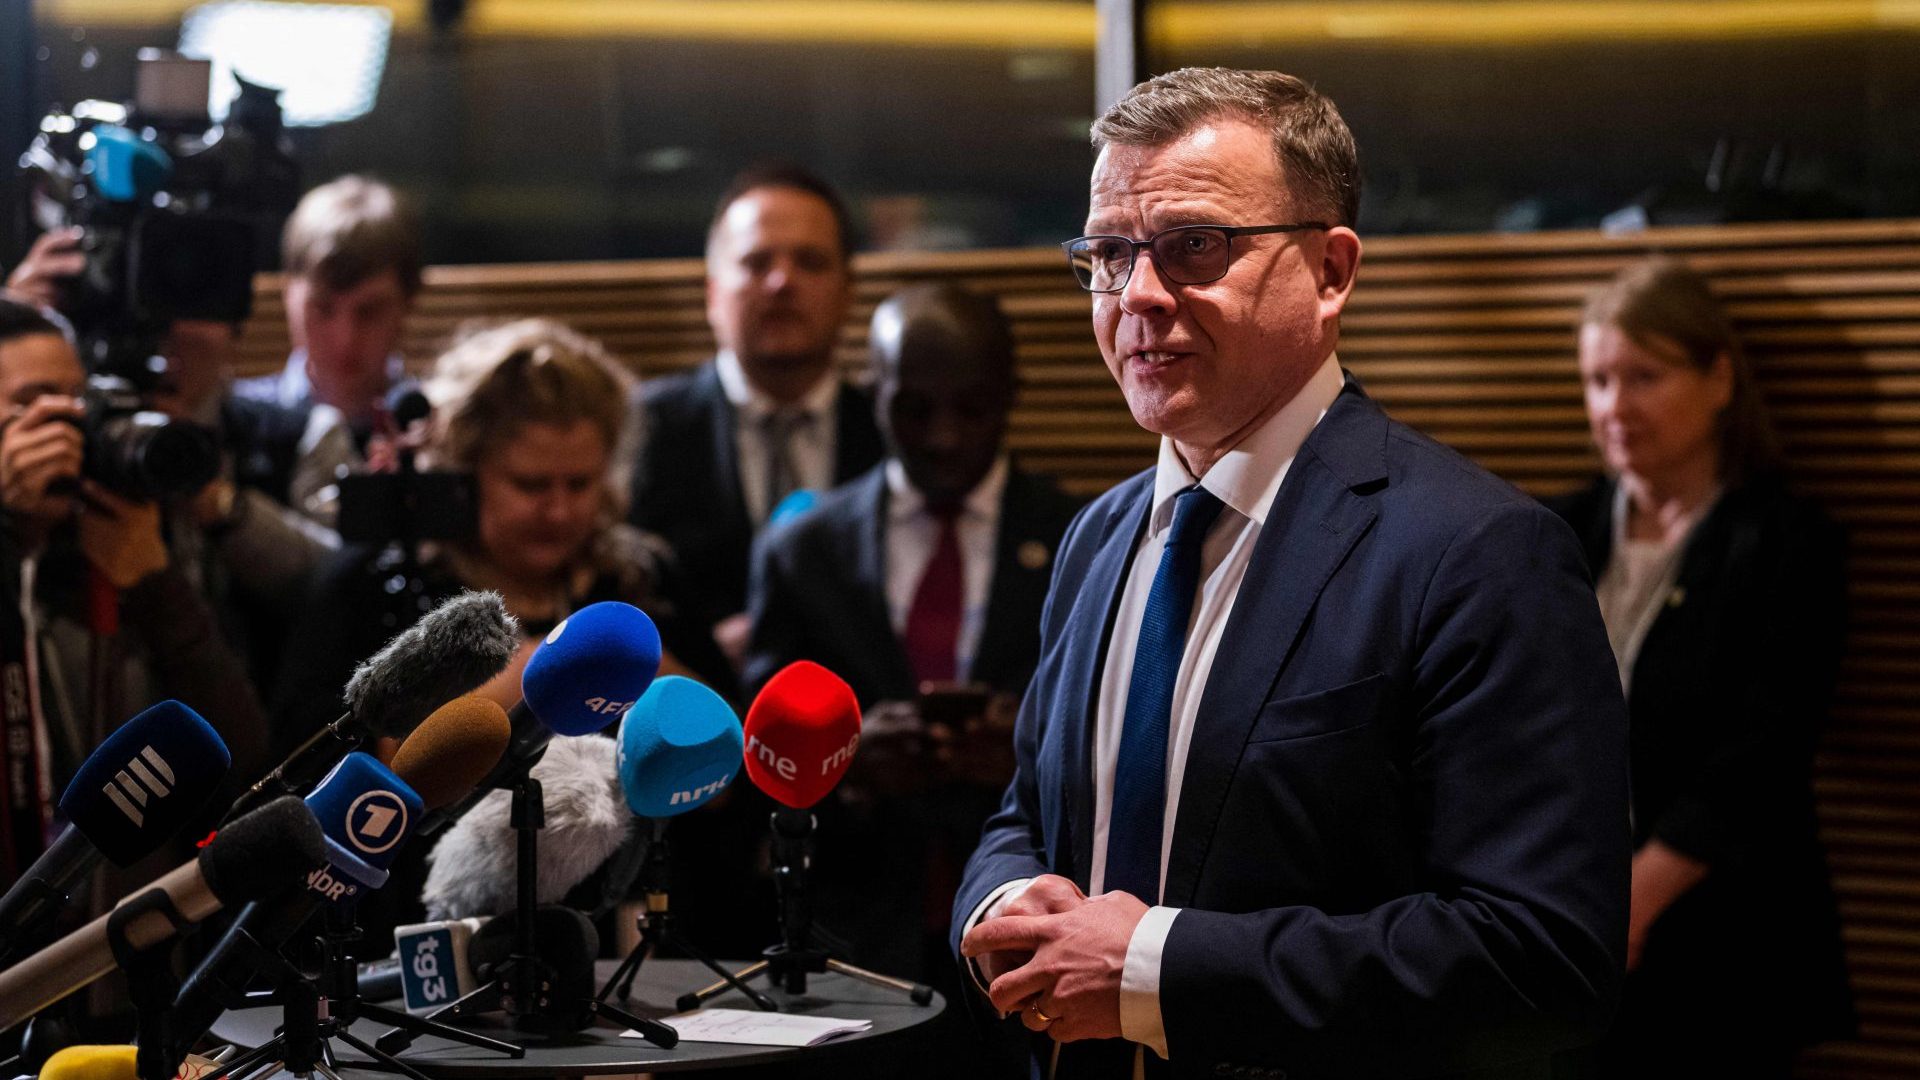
left=179, top=904, right=520, bottom=1080
left=376, top=773, right=679, bottom=1053
left=105, top=889, right=186, bottom=1080
left=597, top=818, right=776, bottom=1011
left=677, top=807, right=933, bottom=1011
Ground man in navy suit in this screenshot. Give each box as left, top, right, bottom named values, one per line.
left=630, top=165, right=886, bottom=682
left=954, top=68, right=1630, bottom=1080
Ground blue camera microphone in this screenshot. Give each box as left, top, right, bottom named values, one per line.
left=617, top=676, right=742, bottom=819
left=0, top=700, right=229, bottom=961
left=767, top=489, right=818, bottom=529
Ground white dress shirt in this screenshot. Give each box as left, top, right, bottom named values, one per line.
left=884, top=456, right=1009, bottom=684
left=971, top=353, right=1345, bottom=1065
left=715, top=350, right=840, bottom=524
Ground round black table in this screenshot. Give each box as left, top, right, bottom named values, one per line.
left=209, top=958, right=947, bottom=1077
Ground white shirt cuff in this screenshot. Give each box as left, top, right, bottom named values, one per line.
left=963, top=878, right=1034, bottom=1004
left=1120, top=905, right=1179, bottom=1059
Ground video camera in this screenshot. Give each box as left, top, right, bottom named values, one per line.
left=16, top=52, right=300, bottom=499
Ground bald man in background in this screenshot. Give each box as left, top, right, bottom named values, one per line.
left=745, top=283, right=1079, bottom=1075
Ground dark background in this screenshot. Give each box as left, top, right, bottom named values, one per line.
left=7, top=0, right=1918, bottom=265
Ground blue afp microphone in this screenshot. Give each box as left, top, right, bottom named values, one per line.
left=617, top=676, right=743, bottom=818
left=526, top=601, right=663, bottom=737
left=418, top=602, right=661, bottom=838
left=0, top=700, right=229, bottom=962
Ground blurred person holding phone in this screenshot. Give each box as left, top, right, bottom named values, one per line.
left=742, top=284, right=1078, bottom=1024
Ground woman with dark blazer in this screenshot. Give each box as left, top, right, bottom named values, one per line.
left=1545, top=258, right=1853, bottom=1077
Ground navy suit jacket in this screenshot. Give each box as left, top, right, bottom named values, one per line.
left=952, top=378, right=1631, bottom=1080
left=629, top=361, right=886, bottom=632
left=743, top=462, right=1082, bottom=704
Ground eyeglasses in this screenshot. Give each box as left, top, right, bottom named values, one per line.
left=1061, top=223, right=1330, bottom=293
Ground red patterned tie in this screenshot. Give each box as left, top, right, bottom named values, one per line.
left=903, top=506, right=964, bottom=686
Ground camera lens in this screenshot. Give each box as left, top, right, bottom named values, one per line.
left=88, top=410, right=220, bottom=499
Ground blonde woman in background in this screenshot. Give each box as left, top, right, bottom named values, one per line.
left=1545, top=259, right=1853, bottom=1077
left=271, top=318, right=722, bottom=951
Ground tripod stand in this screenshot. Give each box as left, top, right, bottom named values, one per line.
left=677, top=807, right=934, bottom=1011
left=597, top=818, right=776, bottom=1011
left=376, top=775, right=679, bottom=1053
left=202, top=905, right=522, bottom=1080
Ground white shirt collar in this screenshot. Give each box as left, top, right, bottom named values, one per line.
left=283, top=348, right=406, bottom=411
left=714, top=349, right=840, bottom=422
left=1148, top=352, right=1345, bottom=533
left=886, top=454, right=1010, bottom=523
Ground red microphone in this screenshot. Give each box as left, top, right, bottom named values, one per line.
left=742, top=661, right=861, bottom=809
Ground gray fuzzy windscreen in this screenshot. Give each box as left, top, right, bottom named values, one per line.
left=420, top=734, right=633, bottom=920
left=343, top=591, right=519, bottom=737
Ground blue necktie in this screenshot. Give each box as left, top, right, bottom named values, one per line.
left=1104, top=484, right=1227, bottom=905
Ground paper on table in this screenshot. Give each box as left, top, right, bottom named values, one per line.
left=623, top=1007, right=873, bottom=1047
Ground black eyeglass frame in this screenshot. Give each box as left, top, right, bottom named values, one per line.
left=1060, top=222, right=1331, bottom=293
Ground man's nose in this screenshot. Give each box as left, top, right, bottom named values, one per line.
left=1120, top=249, right=1178, bottom=317
left=925, top=408, right=965, bottom=452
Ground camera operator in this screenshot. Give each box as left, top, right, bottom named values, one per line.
left=0, top=298, right=266, bottom=884
left=5, top=235, right=343, bottom=694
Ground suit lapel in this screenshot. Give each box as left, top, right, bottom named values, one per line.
left=700, top=363, right=752, bottom=532
left=833, top=383, right=881, bottom=484
left=974, top=470, right=1035, bottom=689
left=852, top=470, right=917, bottom=696
left=1161, top=383, right=1388, bottom=908
left=1055, top=475, right=1152, bottom=888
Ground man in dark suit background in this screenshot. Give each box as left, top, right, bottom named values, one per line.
left=954, top=68, right=1630, bottom=1080
left=630, top=165, right=886, bottom=681
left=745, top=282, right=1080, bottom=707
left=745, top=283, right=1079, bottom=1075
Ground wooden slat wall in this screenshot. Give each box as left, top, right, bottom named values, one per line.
left=236, top=219, right=1920, bottom=1077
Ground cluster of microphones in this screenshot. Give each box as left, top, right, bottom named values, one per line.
left=0, top=590, right=908, bottom=1080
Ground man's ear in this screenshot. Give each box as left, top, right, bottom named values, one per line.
left=1317, top=226, right=1362, bottom=325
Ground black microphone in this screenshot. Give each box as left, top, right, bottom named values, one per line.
left=167, top=754, right=424, bottom=1060
left=0, top=796, right=325, bottom=1030
left=385, top=379, right=432, bottom=431
left=222, top=590, right=517, bottom=824
left=167, top=698, right=511, bottom=1060
left=0, top=701, right=231, bottom=963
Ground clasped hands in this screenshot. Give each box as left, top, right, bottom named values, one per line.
left=959, top=874, right=1149, bottom=1042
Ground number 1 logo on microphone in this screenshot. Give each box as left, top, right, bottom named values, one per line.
left=346, top=790, right=410, bottom=855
